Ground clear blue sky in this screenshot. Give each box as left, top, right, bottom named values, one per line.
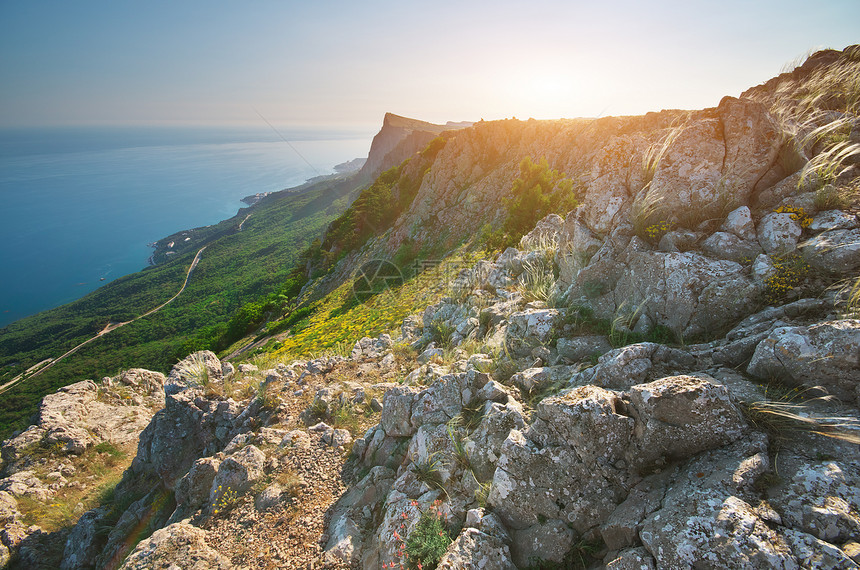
left=1, top=0, right=857, bottom=129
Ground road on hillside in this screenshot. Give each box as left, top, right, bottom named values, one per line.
left=0, top=247, right=207, bottom=396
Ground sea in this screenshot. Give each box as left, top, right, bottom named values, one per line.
left=0, top=125, right=372, bottom=329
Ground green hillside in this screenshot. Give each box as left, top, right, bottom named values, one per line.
left=0, top=174, right=361, bottom=438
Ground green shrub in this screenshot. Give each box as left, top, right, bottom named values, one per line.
left=482, top=157, right=578, bottom=252
left=399, top=500, right=453, bottom=570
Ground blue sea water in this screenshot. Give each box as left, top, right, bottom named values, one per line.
left=0, top=126, right=372, bottom=328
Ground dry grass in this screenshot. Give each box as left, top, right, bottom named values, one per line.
left=18, top=441, right=133, bottom=533
left=741, top=386, right=860, bottom=445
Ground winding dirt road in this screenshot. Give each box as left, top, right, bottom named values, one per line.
left=0, top=247, right=206, bottom=395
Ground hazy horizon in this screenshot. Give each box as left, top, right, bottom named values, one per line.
left=2, top=1, right=858, bottom=131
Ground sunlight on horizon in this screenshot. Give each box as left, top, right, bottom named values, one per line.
left=1, top=1, right=858, bottom=128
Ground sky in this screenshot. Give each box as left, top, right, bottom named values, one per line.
left=0, top=0, right=858, bottom=130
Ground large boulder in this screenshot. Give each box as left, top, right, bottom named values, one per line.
left=645, top=117, right=726, bottom=226
left=801, top=228, right=860, bottom=274
left=208, top=445, right=266, bottom=505
left=131, top=388, right=242, bottom=489
left=609, top=250, right=759, bottom=339
left=717, top=97, right=781, bottom=194
left=747, top=320, right=860, bottom=403
left=638, top=436, right=795, bottom=569
left=627, top=375, right=748, bottom=472
left=579, top=136, right=646, bottom=235
left=165, top=350, right=223, bottom=394
left=643, top=98, right=780, bottom=229
left=529, top=385, right=634, bottom=478
left=487, top=429, right=623, bottom=534
left=118, top=522, right=231, bottom=569
left=437, top=527, right=516, bottom=569
left=767, top=454, right=860, bottom=544
left=504, top=309, right=563, bottom=357
left=571, top=342, right=696, bottom=391
left=758, top=212, right=802, bottom=256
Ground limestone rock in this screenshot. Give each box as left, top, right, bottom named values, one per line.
left=488, top=429, right=622, bottom=534
left=465, top=402, right=525, bottom=482
left=323, top=466, right=395, bottom=565
left=768, top=454, right=860, bottom=544
left=172, top=457, right=220, bottom=521
left=701, top=231, right=761, bottom=263
left=628, top=375, right=747, bottom=471
left=411, top=372, right=488, bottom=428
left=509, top=366, right=575, bottom=394
left=572, top=342, right=696, bottom=391
left=606, top=547, right=657, bottom=570
left=118, top=368, right=165, bottom=396
left=519, top=213, right=564, bottom=249
left=656, top=229, right=698, bottom=252
left=166, top=351, right=223, bottom=394
left=437, top=527, right=516, bottom=569
left=510, top=519, right=574, bottom=567
left=579, top=136, right=644, bottom=235
left=801, top=228, right=860, bottom=274
left=646, top=117, right=725, bottom=226
left=638, top=436, right=801, bottom=569
left=352, top=334, right=394, bottom=359
left=747, top=320, right=860, bottom=402
left=131, top=388, right=242, bottom=489
left=601, top=473, right=669, bottom=551
left=556, top=212, right=604, bottom=285
left=118, top=521, right=231, bottom=569
left=751, top=253, right=778, bottom=282
left=0, top=490, right=19, bottom=523
left=754, top=170, right=817, bottom=211
left=556, top=335, right=612, bottom=362
left=209, top=445, right=266, bottom=504
left=603, top=248, right=759, bottom=339
left=417, top=347, right=444, bottom=364
left=60, top=506, right=108, bottom=570
left=781, top=528, right=859, bottom=569
left=505, top=309, right=562, bottom=358
left=718, top=97, right=781, bottom=195
left=529, top=385, right=634, bottom=474
left=254, top=483, right=283, bottom=512
left=758, top=212, right=802, bottom=256
left=0, top=471, right=51, bottom=501
left=808, top=210, right=859, bottom=232
left=721, top=206, right=757, bottom=240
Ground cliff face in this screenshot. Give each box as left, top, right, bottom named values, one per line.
left=358, top=112, right=471, bottom=180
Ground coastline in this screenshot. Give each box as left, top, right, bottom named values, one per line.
left=147, top=158, right=366, bottom=267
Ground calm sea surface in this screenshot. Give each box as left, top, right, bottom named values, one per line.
left=0, top=126, right=371, bottom=328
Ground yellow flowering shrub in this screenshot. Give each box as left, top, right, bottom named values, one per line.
left=774, top=205, right=812, bottom=229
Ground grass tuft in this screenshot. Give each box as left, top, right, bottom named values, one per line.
left=741, top=386, right=860, bottom=445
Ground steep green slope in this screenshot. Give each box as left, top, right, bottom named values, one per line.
left=0, top=175, right=359, bottom=438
